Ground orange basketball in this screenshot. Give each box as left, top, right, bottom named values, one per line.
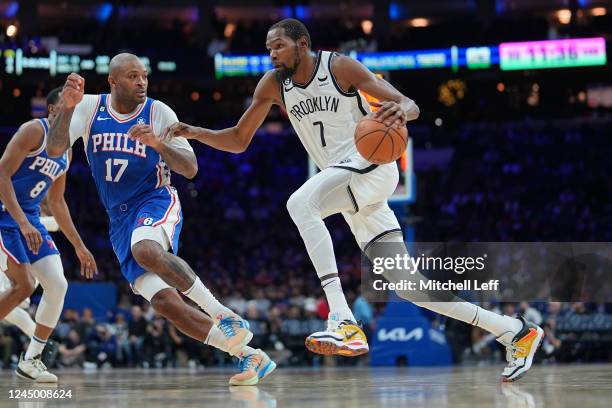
left=354, top=117, right=408, bottom=165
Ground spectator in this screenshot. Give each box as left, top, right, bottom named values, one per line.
left=90, top=324, right=118, bottom=368
left=127, top=306, right=147, bottom=367
left=76, top=308, right=96, bottom=340
left=58, top=330, right=87, bottom=367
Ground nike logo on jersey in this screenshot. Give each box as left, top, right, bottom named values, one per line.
left=91, top=133, right=147, bottom=158
left=288, top=95, right=340, bottom=122
left=96, top=117, right=112, bottom=121
left=283, top=78, right=294, bottom=92
left=317, top=75, right=328, bottom=82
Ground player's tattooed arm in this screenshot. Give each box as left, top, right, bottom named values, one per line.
left=0, top=122, right=45, bottom=254
left=128, top=124, right=198, bottom=179
left=331, top=55, right=420, bottom=127
left=162, top=72, right=279, bottom=153
left=47, top=73, right=85, bottom=157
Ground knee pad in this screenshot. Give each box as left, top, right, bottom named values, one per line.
left=31, top=255, right=67, bottom=328
left=286, top=191, right=318, bottom=224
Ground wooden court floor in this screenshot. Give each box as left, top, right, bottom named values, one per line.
left=0, top=364, right=610, bottom=407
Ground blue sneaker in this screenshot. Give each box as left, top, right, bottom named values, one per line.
left=229, top=349, right=277, bottom=386
left=215, top=313, right=253, bottom=355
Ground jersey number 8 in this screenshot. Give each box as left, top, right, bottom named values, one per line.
left=29, top=181, right=47, bottom=198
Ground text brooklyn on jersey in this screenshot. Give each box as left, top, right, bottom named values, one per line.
left=288, top=95, right=340, bottom=122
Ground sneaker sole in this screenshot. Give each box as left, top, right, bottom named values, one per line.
left=229, top=375, right=259, bottom=386
left=501, top=327, right=545, bottom=383
left=305, top=336, right=369, bottom=357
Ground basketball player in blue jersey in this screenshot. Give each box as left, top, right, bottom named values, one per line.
left=48, top=53, right=275, bottom=386
left=0, top=87, right=97, bottom=382
left=0, top=199, right=63, bottom=369
left=165, top=19, right=544, bottom=382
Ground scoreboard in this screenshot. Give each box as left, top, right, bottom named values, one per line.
left=214, top=37, right=607, bottom=78
left=499, top=38, right=607, bottom=71
left=1, top=48, right=177, bottom=76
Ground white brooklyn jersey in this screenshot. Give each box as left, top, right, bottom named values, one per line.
left=281, top=51, right=372, bottom=170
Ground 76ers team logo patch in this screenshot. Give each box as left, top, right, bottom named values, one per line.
left=137, top=216, right=154, bottom=227
left=137, top=117, right=145, bottom=125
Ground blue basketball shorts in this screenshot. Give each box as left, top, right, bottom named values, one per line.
left=107, top=186, right=183, bottom=285
left=0, top=217, right=59, bottom=270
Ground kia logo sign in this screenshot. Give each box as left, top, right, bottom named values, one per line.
left=377, top=327, right=424, bottom=342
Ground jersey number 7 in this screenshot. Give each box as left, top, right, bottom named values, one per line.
left=313, top=121, right=326, bottom=147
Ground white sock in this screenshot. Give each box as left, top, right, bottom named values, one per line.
left=204, top=325, right=230, bottom=353
left=473, top=306, right=523, bottom=342
left=4, top=308, right=36, bottom=337
left=414, top=302, right=522, bottom=340
left=321, top=276, right=355, bottom=323
left=203, top=326, right=259, bottom=358
left=24, top=335, right=47, bottom=360
left=182, top=278, right=232, bottom=319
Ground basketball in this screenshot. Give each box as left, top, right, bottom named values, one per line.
left=354, top=117, right=408, bottom=165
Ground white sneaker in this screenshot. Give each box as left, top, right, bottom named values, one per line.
left=305, top=313, right=369, bottom=357
left=497, top=316, right=544, bottom=382
left=16, top=354, right=58, bottom=383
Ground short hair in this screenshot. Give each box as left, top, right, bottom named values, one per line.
left=46, top=86, right=62, bottom=106
left=269, top=18, right=311, bottom=49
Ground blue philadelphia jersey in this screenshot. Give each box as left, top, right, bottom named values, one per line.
left=0, top=119, right=69, bottom=226
left=86, top=94, right=171, bottom=211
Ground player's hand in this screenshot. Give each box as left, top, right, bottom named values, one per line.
left=75, top=245, right=97, bottom=279
left=62, top=73, right=85, bottom=109
left=128, top=124, right=162, bottom=149
left=19, top=221, right=43, bottom=255
left=161, top=122, right=202, bottom=140
left=371, top=101, right=407, bottom=128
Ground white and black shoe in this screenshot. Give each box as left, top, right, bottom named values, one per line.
left=305, top=313, right=369, bottom=357
left=497, top=316, right=544, bottom=382
left=16, top=354, right=58, bottom=383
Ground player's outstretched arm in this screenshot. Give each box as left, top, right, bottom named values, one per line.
left=128, top=124, right=198, bottom=179
left=163, top=71, right=279, bottom=153
left=47, top=73, right=85, bottom=157
left=0, top=122, right=44, bottom=254
left=332, top=55, right=420, bottom=128
left=46, top=151, right=97, bottom=279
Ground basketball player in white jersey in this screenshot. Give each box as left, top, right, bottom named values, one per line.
left=164, top=19, right=544, bottom=381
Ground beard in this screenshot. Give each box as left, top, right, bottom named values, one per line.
left=274, top=65, right=295, bottom=82
left=274, top=51, right=301, bottom=82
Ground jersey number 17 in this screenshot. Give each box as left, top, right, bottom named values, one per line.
left=105, top=159, right=128, bottom=182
